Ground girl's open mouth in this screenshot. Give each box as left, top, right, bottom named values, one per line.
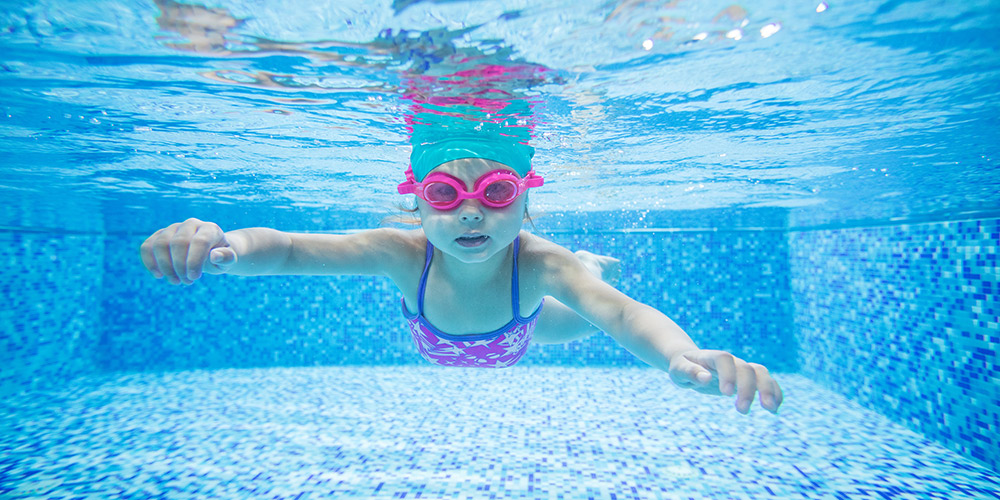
left=456, top=235, right=489, bottom=247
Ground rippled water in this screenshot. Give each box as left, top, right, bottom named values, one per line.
left=1, top=0, right=997, bottom=232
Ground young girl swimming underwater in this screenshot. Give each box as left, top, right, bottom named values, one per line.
left=139, top=134, right=783, bottom=415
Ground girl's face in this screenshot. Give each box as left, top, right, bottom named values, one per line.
left=417, top=158, right=527, bottom=264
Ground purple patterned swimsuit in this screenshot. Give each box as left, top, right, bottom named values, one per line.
left=402, top=236, right=542, bottom=368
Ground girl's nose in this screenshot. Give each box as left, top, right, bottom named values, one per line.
left=458, top=200, right=483, bottom=223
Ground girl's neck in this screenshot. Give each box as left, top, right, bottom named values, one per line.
left=435, top=241, right=514, bottom=285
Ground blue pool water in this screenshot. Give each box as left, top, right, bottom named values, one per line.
left=1, top=0, right=998, bottom=498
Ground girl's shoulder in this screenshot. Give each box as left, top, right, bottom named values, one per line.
left=364, top=227, right=428, bottom=278
left=379, top=227, right=427, bottom=249
left=385, top=226, right=428, bottom=252
left=517, top=232, right=618, bottom=297
left=517, top=231, right=578, bottom=273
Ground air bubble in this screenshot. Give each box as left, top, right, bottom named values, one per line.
left=760, top=23, right=781, bottom=38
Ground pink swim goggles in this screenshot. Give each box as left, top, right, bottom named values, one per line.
left=397, top=167, right=544, bottom=210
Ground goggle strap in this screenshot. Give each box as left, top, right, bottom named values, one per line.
left=397, top=165, right=417, bottom=194
left=523, top=170, right=544, bottom=188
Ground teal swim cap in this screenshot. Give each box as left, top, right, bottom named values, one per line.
left=407, top=100, right=535, bottom=181
left=410, top=135, right=534, bottom=181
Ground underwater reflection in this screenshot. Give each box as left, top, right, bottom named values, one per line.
left=153, top=0, right=560, bottom=96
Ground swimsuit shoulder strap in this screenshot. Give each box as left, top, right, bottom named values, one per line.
left=511, top=235, right=524, bottom=320
left=416, top=239, right=434, bottom=316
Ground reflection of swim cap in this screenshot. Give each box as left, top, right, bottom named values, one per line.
left=410, top=135, right=534, bottom=181
left=407, top=100, right=535, bottom=181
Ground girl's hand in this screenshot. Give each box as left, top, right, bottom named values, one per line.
left=140, top=218, right=237, bottom=285
left=668, top=349, right=783, bottom=414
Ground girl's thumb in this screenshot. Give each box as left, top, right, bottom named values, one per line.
left=669, top=356, right=713, bottom=388
left=209, top=247, right=237, bottom=270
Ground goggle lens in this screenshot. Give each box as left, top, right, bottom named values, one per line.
left=424, top=182, right=458, bottom=205
left=483, top=180, right=517, bottom=205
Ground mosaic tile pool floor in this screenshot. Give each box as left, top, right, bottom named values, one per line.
left=1, top=366, right=997, bottom=499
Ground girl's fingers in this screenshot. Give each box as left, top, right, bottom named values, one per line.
left=767, top=375, right=784, bottom=412
left=140, top=228, right=165, bottom=278
left=151, top=224, right=181, bottom=284
left=675, top=350, right=783, bottom=415
left=706, top=351, right=738, bottom=396
left=169, top=222, right=199, bottom=285
left=747, top=363, right=779, bottom=412
left=187, top=223, right=225, bottom=280
left=734, top=362, right=758, bottom=414
left=142, top=218, right=223, bottom=286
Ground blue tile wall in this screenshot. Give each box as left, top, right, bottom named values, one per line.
left=98, top=228, right=793, bottom=373
left=535, top=230, right=794, bottom=371
left=99, top=268, right=419, bottom=371
left=789, top=218, right=999, bottom=471
left=0, top=231, right=103, bottom=397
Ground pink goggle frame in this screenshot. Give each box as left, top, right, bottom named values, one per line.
left=397, top=166, right=544, bottom=210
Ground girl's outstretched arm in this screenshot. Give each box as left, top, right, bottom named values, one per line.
left=532, top=297, right=601, bottom=344
left=526, top=237, right=783, bottom=414
left=140, top=218, right=415, bottom=284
